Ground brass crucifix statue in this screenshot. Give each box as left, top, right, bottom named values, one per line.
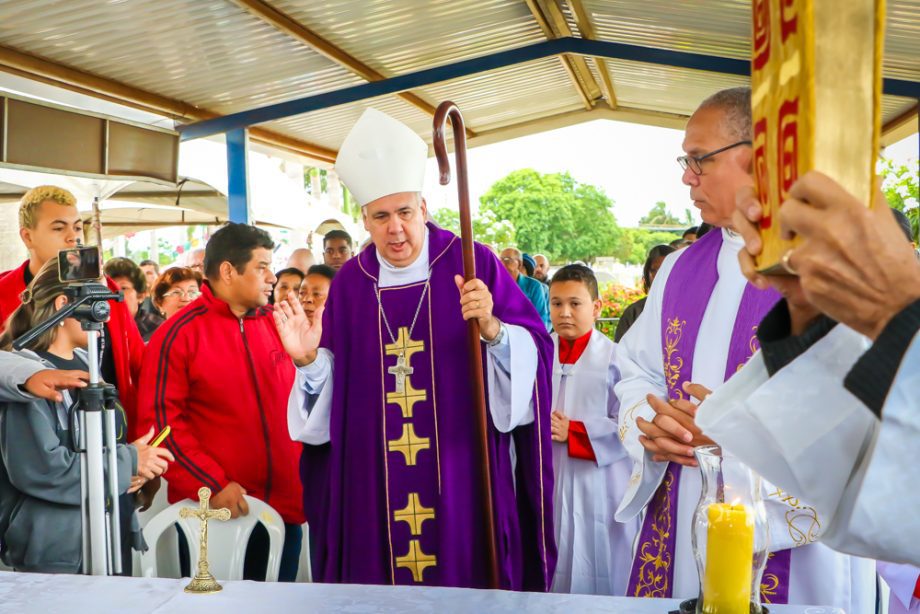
left=180, top=486, right=232, bottom=594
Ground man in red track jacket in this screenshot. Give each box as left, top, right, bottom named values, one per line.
left=0, top=186, right=145, bottom=434
left=137, top=223, right=304, bottom=581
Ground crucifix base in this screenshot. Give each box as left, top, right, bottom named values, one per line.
left=184, top=569, right=223, bottom=594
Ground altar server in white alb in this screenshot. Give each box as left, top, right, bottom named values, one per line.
left=547, top=264, right=638, bottom=596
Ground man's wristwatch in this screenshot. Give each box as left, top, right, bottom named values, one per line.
left=483, top=321, right=506, bottom=347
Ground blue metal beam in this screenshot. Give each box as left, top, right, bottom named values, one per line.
left=179, top=36, right=920, bottom=141
left=226, top=128, right=251, bottom=224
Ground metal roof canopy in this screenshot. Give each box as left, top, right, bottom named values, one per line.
left=0, top=0, right=916, bottom=169
left=179, top=36, right=919, bottom=142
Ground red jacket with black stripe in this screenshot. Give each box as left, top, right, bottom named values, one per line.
left=0, top=260, right=145, bottom=435
left=136, top=284, right=304, bottom=524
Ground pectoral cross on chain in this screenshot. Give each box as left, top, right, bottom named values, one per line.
left=388, top=352, right=414, bottom=394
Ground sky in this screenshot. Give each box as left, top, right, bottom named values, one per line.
left=423, top=119, right=919, bottom=228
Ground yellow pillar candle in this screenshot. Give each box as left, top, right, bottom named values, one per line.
left=702, top=503, right=755, bottom=614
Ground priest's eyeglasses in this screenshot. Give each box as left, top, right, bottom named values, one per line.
left=677, top=140, right=752, bottom=175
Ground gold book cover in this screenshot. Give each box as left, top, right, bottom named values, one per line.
left=751, top=0, right=885, bottom=272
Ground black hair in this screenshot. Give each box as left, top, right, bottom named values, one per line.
left=643, top=244, right=676, bottom=293
left=669, top=238, right=691, bottom=249
left=550, top=264, right=599, bottom=300
left=696, top=222, right=714, bottom=238
left=203, top=223, right=275, bottom=280
left=307, top=264, right=336, bottom=281
left=323, top=229, right=353, bottom=247
left=274, top=267, right=305, bottom=283
left=103, top=256, right=147, bottom=294
left=139, top=259, right=159, bottom=271
left=682, top=226, right=699, bottom=239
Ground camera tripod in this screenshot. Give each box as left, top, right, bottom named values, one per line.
left=13, top=282, right=124, bottom=575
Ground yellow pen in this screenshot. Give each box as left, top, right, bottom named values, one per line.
left=151, top=425, right=171, bottom=448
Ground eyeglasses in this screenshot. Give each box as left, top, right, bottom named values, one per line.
left=162, top=288, right=201, bottom=300
left=677, top=140, right=752, bottom=175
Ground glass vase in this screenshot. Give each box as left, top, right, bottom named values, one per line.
left=691, top=445, right=770, bottom=614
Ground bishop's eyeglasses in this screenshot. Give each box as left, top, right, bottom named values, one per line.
left=677, top=140, right=752, bottom=175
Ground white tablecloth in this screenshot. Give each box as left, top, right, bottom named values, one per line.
left=0, top=571, right=844, bottom=614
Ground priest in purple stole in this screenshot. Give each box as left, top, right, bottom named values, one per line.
left=276, top=108, right=556, bottom=590
left=613, top=87, right=877, bottom=613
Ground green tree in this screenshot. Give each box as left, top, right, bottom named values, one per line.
left=479, top=169, right=620, bottom=263
left=431, top=207, right=515, bottom=248
left=639, top=201, right=683, bottom=226
left=879, top=158, right=919, bottom=241
left=613, top=228, right=682, bottom=264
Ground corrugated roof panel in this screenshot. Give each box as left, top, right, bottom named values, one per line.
left=583, top=0, right=751, bottom=60
left=882, top=95, right=917, bottom=125
left=583, top=0, right=919, bottom=82
left=0, top=0, right=364, bottom=113
left=419, top=58, right=586, bottom=131
left=265, top=94, right=433, bottom=152
left=269, top=0, right=547, bottom=76
left=604, top=60, right=749, bottom=116
left=885, top=1, right=920, bottom=81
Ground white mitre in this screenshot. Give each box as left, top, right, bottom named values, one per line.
left=334, top=108, right=428, bottom=206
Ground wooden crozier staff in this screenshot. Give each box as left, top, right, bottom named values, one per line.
left=432, top=101, right=499, bottom=590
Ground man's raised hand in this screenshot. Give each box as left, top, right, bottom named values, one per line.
left=273, top=296, right=323, bottom=367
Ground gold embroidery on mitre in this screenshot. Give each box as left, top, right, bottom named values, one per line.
left=663, top=318, right=686, bottom=400
left=395, top=539, right=437, bottom=583
left=393, top=492, right=435, bottom=536
left=388, top=423, right=431, bottom=466
left=632, top=470, right=675, bottom=597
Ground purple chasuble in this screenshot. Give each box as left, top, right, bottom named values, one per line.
left=304, top=222, right=556, bottom=590
left=626, top=229, right=790, bottom=602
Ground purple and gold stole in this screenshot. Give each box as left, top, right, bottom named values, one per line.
left=626, top=230, right=791, bottom=602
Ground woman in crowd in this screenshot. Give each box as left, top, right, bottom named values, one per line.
left=137, top=267, right=202, bottom=341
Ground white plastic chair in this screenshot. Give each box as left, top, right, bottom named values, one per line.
left=139, top=494, right=285, bottom=581
left=295, top=521, right=312, bottom=583
left=132, top=479, right=178, bottom=578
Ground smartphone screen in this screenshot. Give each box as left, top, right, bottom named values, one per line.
left=58, top=246, right=102, bottom=283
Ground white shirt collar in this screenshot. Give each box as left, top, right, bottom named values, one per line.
left=722, top=227, right=743, bottom=247
left=376, top=227, right=430, bottom=288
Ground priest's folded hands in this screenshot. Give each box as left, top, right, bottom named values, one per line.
left=637, top=382, right=715, bottom=467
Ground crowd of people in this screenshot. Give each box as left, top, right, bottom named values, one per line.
left=0, top=87, right=917, bottom=612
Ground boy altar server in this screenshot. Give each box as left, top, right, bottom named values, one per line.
left=548, top=264, right=638, bottom=595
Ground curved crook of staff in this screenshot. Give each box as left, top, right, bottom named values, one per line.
left=432, top=101, right=499, bottom=590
